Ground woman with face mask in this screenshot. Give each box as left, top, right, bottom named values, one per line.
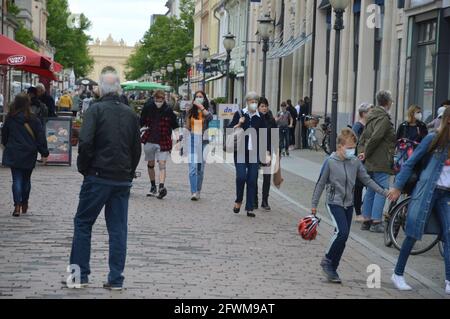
left=185, top=91, right=213, bottom=201
left=396, top=105, right=428, bottom=144
left=228, top=92, right=269, bottom=217
left=388, top=107, right=450, bottom=294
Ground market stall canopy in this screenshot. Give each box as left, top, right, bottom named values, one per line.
left=0, top=35, right=62, bottom=80
left=122, top=81, right=172, bottom=91
left=76, top=78, right=98, bottom=86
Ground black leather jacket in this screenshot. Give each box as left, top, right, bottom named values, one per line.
left=77, top=94, right=142, bottom=181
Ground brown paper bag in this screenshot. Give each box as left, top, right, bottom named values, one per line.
left=273, top=156, right=284, bottom=188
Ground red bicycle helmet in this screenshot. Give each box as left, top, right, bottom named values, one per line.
left=298, top=215, right=321, bottom=241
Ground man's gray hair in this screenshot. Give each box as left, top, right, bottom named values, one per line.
left=376, top=90, right=393, bottom=107
left=245, top=91, right=259, bottom=102
left=99, top=72, right=121, bottom=96
left=358, top=102, right=373, bottom=116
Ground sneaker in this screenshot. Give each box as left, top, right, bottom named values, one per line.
left=103, top=282, right=123, bottom=291
left=197, top=192, right=201, bottom=200
left=282, top=152, right=286, bottom=157
left=147, top=185, right=157, bottom=197
left=446, top=280, right=450, bottom=295
left=191, top=193, right=198, bottom=201
left=61, top=280, right=88, bottom=289
left=361, top=220, right=372, bottom=231
left=391, top=274, right=412, bottom=291
left=261, top=201, right=271, bottom=211
left=320, top=257, right=341, bottom=283
left=370, top=222, right=385, bottom=233
left=157, top=187, right=167, bottom=200
left=286, top=151, right=290, bottom=156
left=355, top=215, right=365, bottom=223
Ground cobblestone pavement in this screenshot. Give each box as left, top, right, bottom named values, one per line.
left=0, top=147, right=447, bottom=299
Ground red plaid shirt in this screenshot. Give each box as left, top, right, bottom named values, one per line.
left=140, top=103, right=179, bottom=152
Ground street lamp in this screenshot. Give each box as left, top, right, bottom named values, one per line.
left=160, top=67, right=167, bottom=85
left=201, top=45, right=210, bottom=92
left=223, top=33, right=236, bottom=104
left=257, top=14, right=275, bottom=98
left=174, top=59, right=182, bottom=94
left=329, top=0, right=350, bottom=152
left=185, top=53, right=193, bottom=100
left=167, top=64, right=174, bottom=88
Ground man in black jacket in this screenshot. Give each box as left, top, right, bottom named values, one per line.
left=68, top=72, right=141, bottom=291
left=36, top=83, right=56, bottom=117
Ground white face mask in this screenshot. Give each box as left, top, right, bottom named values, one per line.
left=248, top=103, right=257, bottom=111
left=345, top=149, right=356, bottom=159
left=155, top=102, right=164, bottom=108
left=414, top=112, right=423, bottom=121
left=195, top=98, right=204, bottom=105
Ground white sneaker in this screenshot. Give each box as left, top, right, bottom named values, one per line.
left=197, top=192, right=201, bottom=199
left=191, top=193, right=198, bottom=201
left=391, top=274, right=412, bottom=291
left=446, top=280, right=450, bottom=295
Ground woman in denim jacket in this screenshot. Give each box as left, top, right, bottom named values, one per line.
left=388, top=107, right=450, bottom=294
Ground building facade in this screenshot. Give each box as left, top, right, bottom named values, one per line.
left=87, top=35, right=136, bottom=83
left=193, top=0, right=450, bottom=133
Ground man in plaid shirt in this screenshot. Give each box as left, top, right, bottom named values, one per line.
left=140, top=90, right=179, bottom=199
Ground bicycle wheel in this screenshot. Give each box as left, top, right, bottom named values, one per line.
left=389, top=198, right=440, bottom=255
left=321, top=134, right=331, bottom=155
left=384, top=201, right=398, bottom=247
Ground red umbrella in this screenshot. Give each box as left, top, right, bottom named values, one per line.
left=0, top=34, right=62, bottom=80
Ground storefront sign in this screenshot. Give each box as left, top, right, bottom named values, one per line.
left=218, top=104, right=239, bottom=120
left=45, top=117, right=72, bottom=165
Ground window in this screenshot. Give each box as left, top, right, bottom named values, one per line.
left=414, top=20, right=437, bottom=123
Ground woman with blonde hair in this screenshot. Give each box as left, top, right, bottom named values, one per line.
left=396, top=104, right=428, bottom=143
left=389, top=107, right=450, bottom=294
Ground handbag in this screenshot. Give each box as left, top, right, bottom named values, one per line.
left=224, top=110, right=244, bottom=153
left=424, top=209, right=442, bottom=235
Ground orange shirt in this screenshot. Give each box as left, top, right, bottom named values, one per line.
left=190, top=111, right=203, bottom=135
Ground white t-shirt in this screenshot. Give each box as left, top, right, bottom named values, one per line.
left=437, top=161, right=450, bottom=189
left=295, top=104, right=300, bottom=115
left=0, top=93, right=4, bottom=107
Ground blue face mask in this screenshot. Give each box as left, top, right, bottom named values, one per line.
left=345, top=148, right=356, bottom=159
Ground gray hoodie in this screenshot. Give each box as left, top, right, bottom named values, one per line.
left=312, top=153, right=389, bottom=209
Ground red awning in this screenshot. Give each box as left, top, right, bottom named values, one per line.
left=0, top=34, right=62, bottom=80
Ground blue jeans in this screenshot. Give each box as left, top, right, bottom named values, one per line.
left=326, top=205, right=354, bottom=271
left=235, top=163, right=259, bottom=211
left=69, top=176, right=131, bottom=286
left=362, top=172, right=390, bottom=221
left=188, top=135, right=206, bottom=194
left=279, top=127, right=290, bottom=152
left=11, top=168, right=33, bottom=205
left=395, top=189, right=450, bottom=281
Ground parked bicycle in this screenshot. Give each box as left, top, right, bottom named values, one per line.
left=321, top=116, right=331, bottom=155
left=305, top=115, right=321, bottom=152
left=385, top=196, right=443, bottom=256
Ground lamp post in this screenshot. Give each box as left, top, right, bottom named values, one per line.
left=174, top=59, right=182, bottom=94
left=185, top=53, right=193, bottom=100
left=257, top=14, right=275, bottom=98
left=201, top=45, right=210, bottom=92
left=160, top=67, right=167, bottom=85
left=167, top=64, right=174, bottom=88
left=223, top=33, right=236, bottom=104
left=329, top=0, right=350, bottom=152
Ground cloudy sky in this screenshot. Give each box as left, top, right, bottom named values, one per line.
left=68, top=0, right=167, bottom=46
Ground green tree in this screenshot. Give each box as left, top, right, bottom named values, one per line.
left=46, top=0, right=94, bottom=77
left=126, top=0, right=195, bottom=82
left=7, top=0, right=37, bottom=50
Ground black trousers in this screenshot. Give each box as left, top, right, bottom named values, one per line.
left=301, top=121, right=308, bottom=149
left=255, top=171, right=271, bottom=205
left=354, top=178, right=364, bottom=216
left=289, top=123, right=296, bottom=146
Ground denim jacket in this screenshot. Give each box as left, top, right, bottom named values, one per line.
left=393, top=133, right=449, bottom=240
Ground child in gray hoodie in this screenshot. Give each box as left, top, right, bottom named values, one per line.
left=311, top=128, right=389, bottom=283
